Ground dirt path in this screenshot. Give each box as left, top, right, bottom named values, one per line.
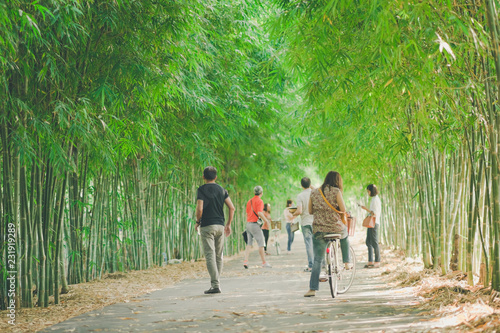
left=42, top=233, right=445, bottom=332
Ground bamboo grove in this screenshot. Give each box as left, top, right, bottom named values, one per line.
left=0, top=0, right=302, bottom=310
left=272, top=0, right=500, bottom=290
left=2, top=0, right=500, bottom=313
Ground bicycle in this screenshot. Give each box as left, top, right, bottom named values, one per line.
left=271, top=219, right=282, bottom=255
left=324, top=233, right=356, bottom=298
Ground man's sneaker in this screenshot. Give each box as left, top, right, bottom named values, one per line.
left=243, top=260, right=248, bottom=269
left=262, top=262, right=272, bottom=268
left=304, top=267, right=312, bottom=272
left=204, top=287, right=221, bottom=294
left=319, top=273, right=328, bottom=282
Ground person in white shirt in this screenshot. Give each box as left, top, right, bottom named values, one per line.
left=283, top=199, right=296, bottom=253
left=360, top=184, right=382, bottom=268
left=292, top=177, right=314, bottom=272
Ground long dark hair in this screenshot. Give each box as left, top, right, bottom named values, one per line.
left=321, top=171, right=343, bottom=193
left=367, top=184, right=378, bottom=197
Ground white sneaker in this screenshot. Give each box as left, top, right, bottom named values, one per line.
left=319, top=273, right=328, bottom=282
left=262, top=262, right=272, bottom=268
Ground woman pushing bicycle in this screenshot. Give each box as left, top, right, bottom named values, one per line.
left=304, top=171, right=352, bottom=297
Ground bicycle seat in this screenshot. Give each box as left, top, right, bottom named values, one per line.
left=324, top=234, right=341, bottom=239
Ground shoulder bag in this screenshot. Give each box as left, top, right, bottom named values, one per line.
left=251, top=199, right=264, bottom=227
left=318, top=188, right=347, bottom=226
left=362, top=215, right=376, bottom=228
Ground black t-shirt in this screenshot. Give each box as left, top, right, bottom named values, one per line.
left=197, top=183, right=229, bottom=227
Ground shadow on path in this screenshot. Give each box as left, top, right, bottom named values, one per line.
left=43, top=231, right=444, bottom=332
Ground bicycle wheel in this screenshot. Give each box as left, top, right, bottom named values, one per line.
left=328, top=242, right=338, bottom=298
left=275, top=240, right=281, bottom=255
left=337, top=245, right=356, bottom=294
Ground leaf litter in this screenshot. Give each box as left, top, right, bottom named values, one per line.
left=0, top=260, right=207, bottom=333
left=382, top=247, right=500, bottom=332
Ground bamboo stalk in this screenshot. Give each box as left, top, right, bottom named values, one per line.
left=484, top=0, right=500, bottom=292
left=440, top=150, right=447, bottom=275
left=54, top=172, right=67, bottom=304
left=20, top=165, right=32, bottom=307
left=35, top=157, right=46, bottom=307
left=1, top=120, right=13, bottom=310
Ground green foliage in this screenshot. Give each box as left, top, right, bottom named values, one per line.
left=3, top=0, right=499, bottom=311
left=270, top=0, right=500, bottom=288
left=0, top=0, right=307, bottom=310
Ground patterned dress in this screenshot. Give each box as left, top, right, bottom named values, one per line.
left=310, top=186, right=347, bottom=237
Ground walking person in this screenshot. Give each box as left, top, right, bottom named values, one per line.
left=304, top=171, right=351, bottom=297
left=284, top=199, right=296, bottom=254
left=195, top=166, right=235, bottom=294
left=243, top=186, right=272, bottom=268
left=262, top=203, right=272, bottom=254
left=360, top=184, right=382, bottom=268
left=292, top=177, right=314, bottom=271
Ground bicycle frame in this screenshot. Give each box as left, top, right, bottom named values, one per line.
left=325, top=239, right=340, bottom=298
left=324, top=234, right=356, bottom=298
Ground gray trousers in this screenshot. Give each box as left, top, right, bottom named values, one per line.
left=200, top=225, right=225, bottom=288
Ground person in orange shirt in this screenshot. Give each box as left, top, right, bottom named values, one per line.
left=243, top=186, right=272, bottom=268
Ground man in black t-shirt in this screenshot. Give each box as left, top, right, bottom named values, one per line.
left=195, top=166, right=235, bottom=294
